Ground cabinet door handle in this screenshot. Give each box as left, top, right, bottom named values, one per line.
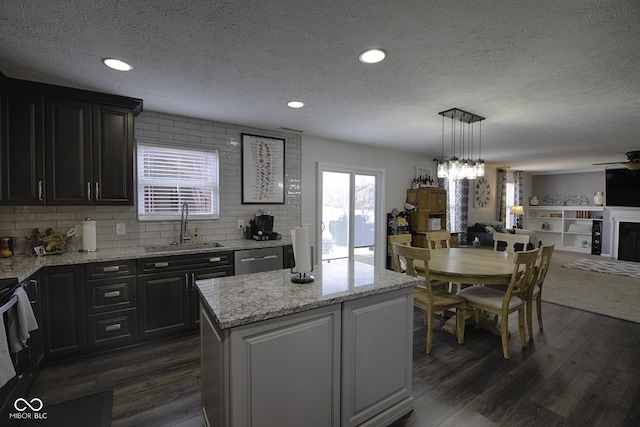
left=154, top=262, right=169, bottom=268
left=87, top=182, right=92, bottom=201
left=105, top=324, right=121, bottom=332
left=38, top=181, right=44, bottom=201
left=103, top=266, right=120, bottom=273
left=104, top=290, right=121, bottom=298
left=191, top=273, right=195, bottom=289
left=95, top=182, right=100, bottom=200
left=29, top=279, right=38, bottom=304
left=185, top=273, right=189, bottom=291
left=209, top=257, right=222, bottom=263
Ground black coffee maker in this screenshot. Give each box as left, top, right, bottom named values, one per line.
left=251, top=211, right=281, bottom=240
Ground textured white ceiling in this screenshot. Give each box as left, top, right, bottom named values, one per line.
left=2, top=0, right=639, bottom=173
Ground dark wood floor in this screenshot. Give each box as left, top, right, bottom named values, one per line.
left=28, top=334, right=203, bottom=427
left=29, top=303, right=640, bottom=427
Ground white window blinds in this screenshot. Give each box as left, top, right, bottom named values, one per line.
left=136, top=143, right=219, bottom=221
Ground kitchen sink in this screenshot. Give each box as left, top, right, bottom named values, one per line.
left=144, top=241, right=224, bottom=252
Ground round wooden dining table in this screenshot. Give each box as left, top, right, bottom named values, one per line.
left=412, top=247, right=518, bottom=336
left=424, top=247, right=516, bottom=285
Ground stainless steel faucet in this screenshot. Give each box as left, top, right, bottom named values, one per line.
left=180, top=202, right=191, bottom=244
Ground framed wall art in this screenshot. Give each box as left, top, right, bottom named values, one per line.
left=241, top=133, right=285, bottom=204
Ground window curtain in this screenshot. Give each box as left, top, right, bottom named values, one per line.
left=496, top=169, right=507, bottom=223
left=439, top=178, right=469, bottom=244
left=455, top=179, right=469, bottom=244
left=514, top=170, right=524, bottom=228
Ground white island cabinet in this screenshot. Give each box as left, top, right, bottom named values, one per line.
left=197, top=259, right=417, bottom=427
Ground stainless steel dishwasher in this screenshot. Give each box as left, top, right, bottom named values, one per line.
left=234, top=246, right=283, bottom=275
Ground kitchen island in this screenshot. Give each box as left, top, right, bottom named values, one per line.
left=196, top=259, right=417, bottom=427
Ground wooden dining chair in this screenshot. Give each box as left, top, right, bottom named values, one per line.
left=388, top=234, right=412, bottom=272
left=492, top=232, right=530, bottom=254
left=391, top=243, right=466, bottom=354
left=425, top=230, right=452, bottom=249
left=424, top=230, right=458, bottom=291
left=457, top=249, right=539, bottom=359
left=526, top=244, right=555, bottom=340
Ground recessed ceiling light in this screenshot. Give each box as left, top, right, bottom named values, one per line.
left=287, top=101, right=305, bottom=108
left=102, top=58, right=133, bottom=71
left=359, top=49, right=386, bottom=64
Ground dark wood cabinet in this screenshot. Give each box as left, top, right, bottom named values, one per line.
left=46, top=99, right=134, bottom=205
left=1, top=90, right=45, bottom=204
left=137, top=252, right=234, bottom=338
left=41, top=265, right=86, bottom=359
left=45, top=97, right=93, bottom=204
left=23, top=247, right=285, bottom=365
left=92, top=104, right=134, bottom=204
left=137, top=272, right=190, bottom=337
left=0, top=76, right=141, bottom=205
left=85, top=260, right=137, bottom=348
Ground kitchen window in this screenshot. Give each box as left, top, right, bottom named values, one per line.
left=136, top=143, right=219, bottom=221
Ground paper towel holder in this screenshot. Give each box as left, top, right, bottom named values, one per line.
left=80, top=217, right=98, bottom=253
left=291, top=246, right=315, bottom=284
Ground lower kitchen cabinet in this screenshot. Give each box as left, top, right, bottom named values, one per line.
left=137, top=252, right=233, bottom=339
left=201, top=287, right=413, bottom=427
left=341, top=290, right=414, bottom=426
left=34, top=248, right=292, bottom=361
left=202, top=304, right=341, bottom=427
left=87, top=308, right=137, bottom=347
left=41, top=265, right=87, bottom=358
left=137, top=272, right=190, bottom=337
left=85, top=260, right=137, bottom=348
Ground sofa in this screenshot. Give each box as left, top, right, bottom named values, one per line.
left=467, top=221, right=539, bottom=251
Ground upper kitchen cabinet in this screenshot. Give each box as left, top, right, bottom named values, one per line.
left=0, top=76, right=142, bottom=205
left=45, top=97, right=93, bottom=204
left=1, top=89, right=46, bottom=204
left=92, top=104, right=135, bottom=204
left=46, top=99, right=135, bottom=205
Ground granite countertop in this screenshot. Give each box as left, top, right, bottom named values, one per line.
left=0, top=237, right=291, bottom=282
left=196, top=258, right=418, bottom=330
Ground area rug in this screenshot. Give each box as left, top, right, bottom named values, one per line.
left=542, top=252, right=640, bottom=324
left=562, top=257, right=640, bottom=279
left=21, top=390, right=113, bottom=427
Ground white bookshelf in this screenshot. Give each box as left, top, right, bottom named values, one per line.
left=525, top=206, right=604, bottom=253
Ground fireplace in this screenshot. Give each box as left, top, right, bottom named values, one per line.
left=619, top=222, right=640, bottom=262
left=609, top=207, right=640, bottom=260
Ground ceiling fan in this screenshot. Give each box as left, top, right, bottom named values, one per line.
left=593, top=150, right=640, bottom=170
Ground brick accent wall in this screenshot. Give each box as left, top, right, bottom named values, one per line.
left=0, top=111, right=302, bottom=254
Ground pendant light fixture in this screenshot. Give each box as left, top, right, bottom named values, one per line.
left=436, top=108, right=486, bottom=180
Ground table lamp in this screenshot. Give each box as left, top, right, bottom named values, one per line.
left=510, top=205, right=524, bottom=228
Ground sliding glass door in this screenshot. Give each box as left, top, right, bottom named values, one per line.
left=319, top=164, right=383, bottom=266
